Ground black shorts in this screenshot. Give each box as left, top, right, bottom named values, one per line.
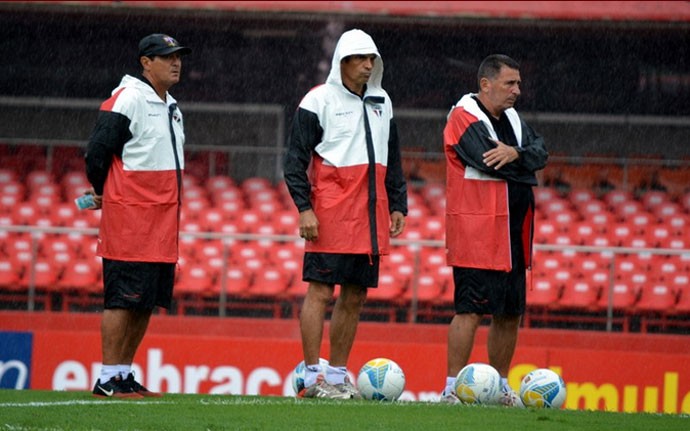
left=102, top=259, right=175, bottom=310
left=452, top=266, right=526, bottom=316
left=302, top=252, right=380, bottom=288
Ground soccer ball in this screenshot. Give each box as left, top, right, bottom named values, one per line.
left=357, top=358, right=406, bottom=401
left=454, top=363, right=501, bottom=405
left=519, top=368, right=567, bottom=408
left=290, top=358, right=328, bottom=395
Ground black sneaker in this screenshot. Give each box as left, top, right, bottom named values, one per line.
left=92, top=375, right=143, bottom=399
left=125, top=372, right=163, bottom=397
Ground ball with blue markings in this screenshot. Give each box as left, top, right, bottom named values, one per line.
left=357, top=358, right=406, bottom=401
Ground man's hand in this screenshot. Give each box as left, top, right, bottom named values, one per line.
left=85, top=188, right=103, bottom=210
left=483, top=137, right=519, bottom=170
left=298, top=209, right=319, bottom=242
left=389, top=211, right=405, bottom=238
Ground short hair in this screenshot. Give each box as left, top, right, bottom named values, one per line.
left=477, top=54, right=520, bottom=87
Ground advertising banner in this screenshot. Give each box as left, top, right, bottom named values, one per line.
left=1, top=312, right=688, bottom=413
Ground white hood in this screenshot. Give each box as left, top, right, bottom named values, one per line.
left=114, top=74, right=177, bottom=106
left=325, top=29, right=383, bottom=90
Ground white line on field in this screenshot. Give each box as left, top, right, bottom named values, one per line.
left=0, top=400, right=173, bottom=407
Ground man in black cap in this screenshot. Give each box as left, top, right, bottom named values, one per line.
left=84, top=34, right=191, bottom=398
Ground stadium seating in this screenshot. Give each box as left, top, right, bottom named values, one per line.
left=2, top=156, right=690, bottom=330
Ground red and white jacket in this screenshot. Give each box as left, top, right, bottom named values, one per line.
left=444, top=94, right=547, bottom=271
left=283, top=29, right=407, bottom=255
left=85, top=75, right=184, bottom=263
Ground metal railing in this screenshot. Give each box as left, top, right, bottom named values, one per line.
left=2, top=224, right=688, bottom=332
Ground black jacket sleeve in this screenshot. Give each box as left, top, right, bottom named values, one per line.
left=84, top=110, right=131, bottom=195
left=283, top=107, right=322, bottom=212
left=454, top=120, right=548, bottom=185
left=384, top=118, right=408, bottom=215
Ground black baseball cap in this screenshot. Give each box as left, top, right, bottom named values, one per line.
left=138, top=34, right=191, bottom=58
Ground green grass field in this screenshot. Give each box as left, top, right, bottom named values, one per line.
left=1, top=390, right=688, bottom=431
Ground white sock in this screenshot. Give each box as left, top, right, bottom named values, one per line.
left=304, top=364, right=322, bottom=388
left=501, top=377, right=510, bottom=392
left=326, top=365, right=347, bottom=385
left=99, top=365, right=120, bottom=383
left=117, top=365, right=131, bottom=379
left=444, top=376, right=456, bottom=395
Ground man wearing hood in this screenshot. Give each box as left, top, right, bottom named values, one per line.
left=284, top=29, right=407, bottom=399
left=441, top=54, right=548, bottom=406
left=84, top=34, right=190, bottom=398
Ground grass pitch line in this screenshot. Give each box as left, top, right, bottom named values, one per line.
left=0, top=399, right=174, bottom=408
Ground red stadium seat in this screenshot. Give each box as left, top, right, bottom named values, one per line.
left=241, top=177, right=272, bottom=193
left=575, top=199, right=608, bottom=220
left=197, top=208, right=227, bottom=231
left=550, top=210, right=578, bottom=233
left=669, top=274, right=690, bottom=293
left=277, top=258, right=302, bottom=289
left=583, top=210, right=615, bottom=234
left=571, top=221, right=599, bottom=245
left=654, top=202, right=682, bottom=220
left=205, top=175, right=236, bottom=194
left=527, top=278, right=561, bottom=309
left=627, top=212, right=655, bottom=234
left=215, top=267, right=251, bottom=296
left=368, top=271, right=405, bottom=301
left=534, top=220, right=559, bottom=244
left=273, top=210, right=299, bottom=235
left=249, top=266, right=289, bottom=297
left=616, top=201, right=645, bottom=220
left=404, top=205, right=429, bottom=229
left=58, top=259, right=100, bottom=293
left=404, top=272, right=442, bottom=303
left=636, top=283, right=678, bottom=332
left=636, top=283, right=676, bottom=314
left=0, top=258, right=21, bottom=287
left=533, top=252, right=564, bottom=276
left=651, top=259, right=680, bottom=282
left=419, top=247, right=446, bottom=271
left=0, top=168, right=17, bottom=184
left=195, top=240, right=225, bottom=262
left=673, top=285, right=690, bottom=314
left=603, top=190, right=634, bottom=208
left=640, top=190, right=669, bottom=211
left=597, top=280, right=638, bottom=311
left=645, top=225, right=673, bottom=248
left=50, top=203, right=78, bottom=227
left=420, top=216, right=445, bottom=240
left=612, top=257, right=637, bottom=279
left=26, top=170, right=55, bottom=192
left=609, top=224, right=634, bottom=247
left=231, top=242, right=265, bottom=264
left=176, top=263, right=215, bottom=295
left=665, top=214, right=687, bottom=236
left=568, top=188, right=597, bottom=206
left=559, top=280, right=601, bottom=311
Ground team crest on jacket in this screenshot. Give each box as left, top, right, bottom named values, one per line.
left=372, top=105, right=383, bottom=117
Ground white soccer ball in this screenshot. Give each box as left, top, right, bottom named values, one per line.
left=357, top=358, right=406, bottom=401
left=454, top=363, right=501, bottom=405
left=291, top=358, right=328, bottom=395
left=519, top=368, right=567, bottom=409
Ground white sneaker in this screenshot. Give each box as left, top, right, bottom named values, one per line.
left=498, top=386, right=524, bottom=408
left=334, top=376, right=361, bottom=399
left=299, top=375, right=352, bottom=399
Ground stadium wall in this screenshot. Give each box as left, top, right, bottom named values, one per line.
left=1, top=311, right=689, bottom=413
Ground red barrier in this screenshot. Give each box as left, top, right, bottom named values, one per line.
left=33, top=1, right=690, bottom=22
left=1, top=311, right=689, bottom=413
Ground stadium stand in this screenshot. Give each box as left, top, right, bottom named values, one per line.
left=0, top=0, right=687, bottom=336
left=2, top=148, right=690, bottom=332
